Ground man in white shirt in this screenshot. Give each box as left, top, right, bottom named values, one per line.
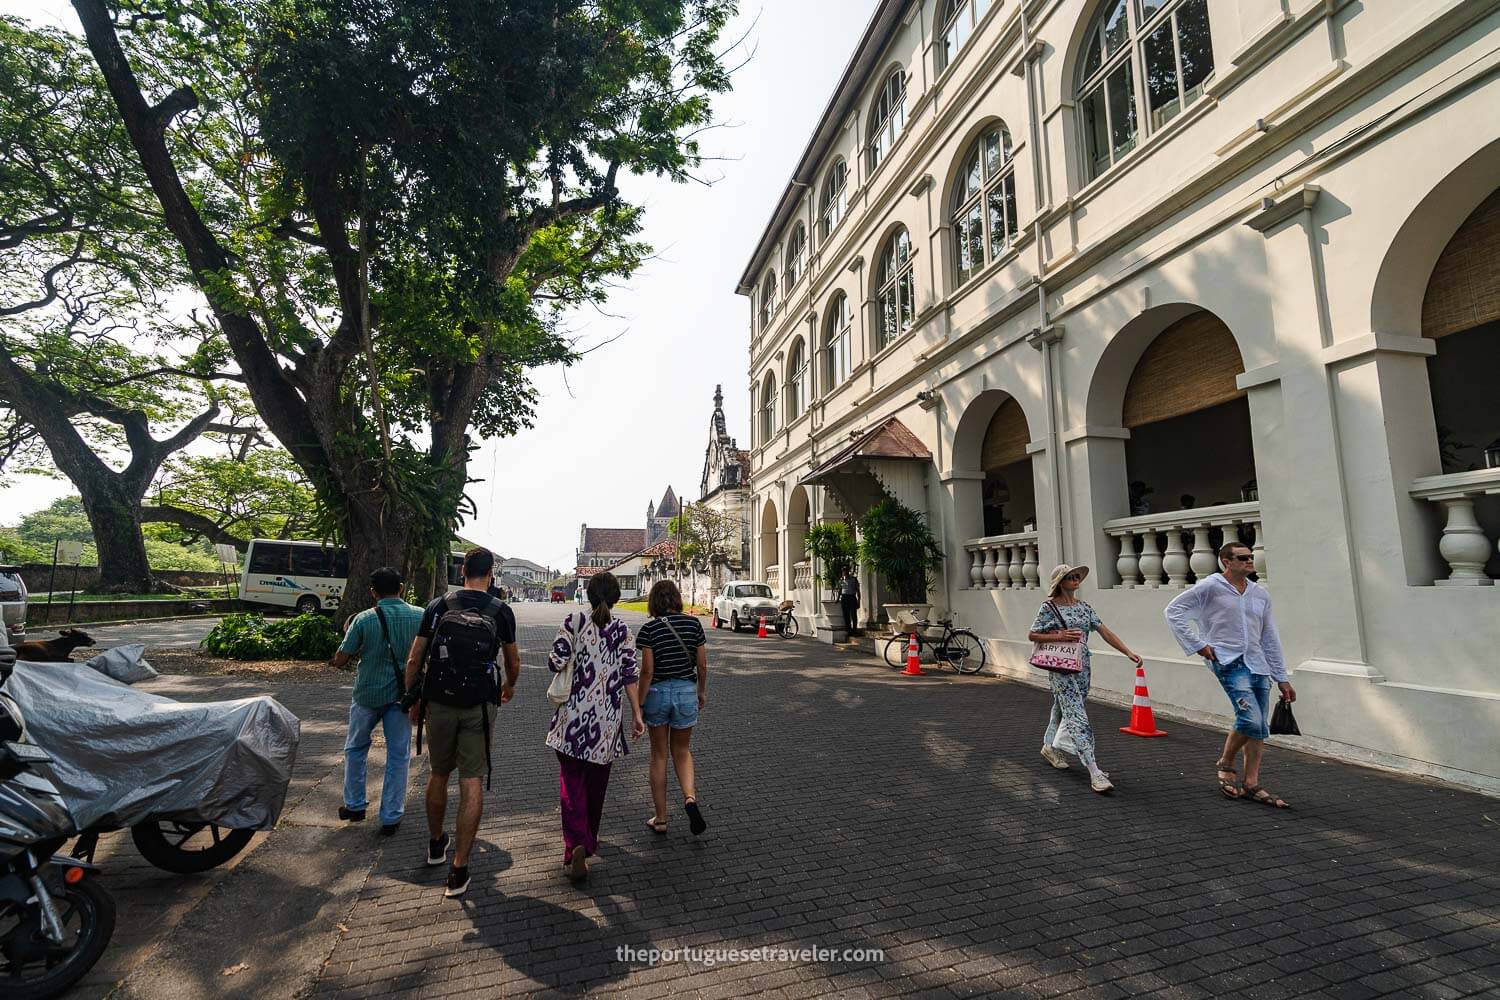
left=1165, top=542, right=1295, bottom=808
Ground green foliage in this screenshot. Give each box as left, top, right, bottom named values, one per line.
left=151, top=447, right=318, bottom=544
left=16, top=497, right=92, bottom=545
left=805, top=522, right=859, bottom=591
left=201, top=611, right=340, bottom=661
left=858, top=499, right=945, bottom=605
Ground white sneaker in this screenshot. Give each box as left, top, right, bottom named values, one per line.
left=1090, top=772, right=1115, bottom=794
left=1040, top=746, right=1070, bottom=769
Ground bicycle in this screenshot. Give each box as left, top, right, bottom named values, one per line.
left=774, top=601, right=800, bottom=639
left=882, top=617, right=986, bottom=674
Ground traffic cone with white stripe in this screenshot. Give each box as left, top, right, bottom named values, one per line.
left=1120, top=662, right=1167, bottom=737
left=903, top=631, right=923, bottom=676
left=757, top=615, right=767, bottom=638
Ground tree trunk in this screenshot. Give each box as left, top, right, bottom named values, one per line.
left=338, top=491, right=413, bottom=624
left=80, top=487, right=155, bottom=593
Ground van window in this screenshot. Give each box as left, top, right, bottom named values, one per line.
left=289, top=546, right=335, bottom=578
left=248, top=542, right=290, bottom=575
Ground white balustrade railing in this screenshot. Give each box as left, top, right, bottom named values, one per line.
left=792, top=561, right=813, bottom=591
left=964, top=531, right=1041, bottom=590
left=766, top=564, right=781, bottom=590
left=1410, top=469, right=1500, bottom=586
left=1104, top=502, right=1265, bottom=589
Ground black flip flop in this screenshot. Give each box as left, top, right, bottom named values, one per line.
left=684, top=799, right=707, bottom=836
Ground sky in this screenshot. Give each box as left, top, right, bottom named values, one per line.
left=0, top=0, right=875, bottom=574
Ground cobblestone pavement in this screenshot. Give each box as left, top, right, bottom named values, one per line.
left=308, top=605, right=1500, bottom=1000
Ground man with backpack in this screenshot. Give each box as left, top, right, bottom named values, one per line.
left=332, top=567, right=422, bottom=836
left=404, top=547, right=519, bottom=898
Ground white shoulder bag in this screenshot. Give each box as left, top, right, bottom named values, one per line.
left=547, top=612, right=586, bottom=707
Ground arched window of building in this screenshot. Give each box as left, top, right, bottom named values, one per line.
left=820, top=160, right=848, bottom=241
left=825, top=292, right=853, bottom=390
left=786, top=338, right=808, bottom=423
left=875, top=228, right=915, bottom=351
left=784, top=225, right=807, bottom=293
left=760, top=372, right=779, bottom=442
left=1077, top=0, right=1214, bottom=182
left=868, top=69, right=908, bottom=173
left=938, top=0, right=993, bottom=70
left=980, top=397, right=1035, bottom=537
left=759, top=270, right=778, bottom=331
left=952, top=123, right=1018, bottom=286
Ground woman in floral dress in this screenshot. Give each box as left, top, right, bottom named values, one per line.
left=1028, top=564, right=1144, bottom=794
left=546, top=572, right=644, bottom=880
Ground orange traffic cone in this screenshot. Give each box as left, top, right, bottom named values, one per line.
left=903, top=631, right=923, bottom=676
left=1120, top=663, right=1167, bottom=737
left=757, top=615, right=767, bottom=638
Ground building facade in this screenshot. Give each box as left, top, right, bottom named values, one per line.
left=646, top=487, right=681, bottom=546
left=740, top=0, right=1500, bottom=784
left=575, top=525, right=647, bottom=590
left=698, top=385, right=755, bottom=595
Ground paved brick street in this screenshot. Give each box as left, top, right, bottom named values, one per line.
left=305, top=605, right=1500, bottom=1000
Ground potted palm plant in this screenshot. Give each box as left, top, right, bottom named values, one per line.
left=858, top=498, right=943, bottom=628
left=805, top=521, right=858, bottom=641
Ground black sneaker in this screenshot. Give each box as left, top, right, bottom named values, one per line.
left=444, top=865, right=470, bottom=898
left=338, top=806, right=366, bottom=822
left=380, top=821, right=400, bottom=837
left=426, top=832, right=449, bottom=867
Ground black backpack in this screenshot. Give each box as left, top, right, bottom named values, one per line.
left=421, top=593, right=504, bottom=708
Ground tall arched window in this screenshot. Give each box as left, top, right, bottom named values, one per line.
left=786, top=338, right=807, bottom=422
left=759, top=270, right=778, bottom=331
left=760, top=373, right=778, bottom=441
left=938, top=0, right=993, bottom=69
left=783, top=225, right=807, bottom=293
left=952, top=124, right=1018, bottom=286
left=1078, top=0, right=1214, bottom=182
left=867, top=69, right=908, bottom=173
left=876, top=228, right=915, bottom=351
left=820, top=160, right=848, bottom=241
left=825, top=293, right=853, bottom=389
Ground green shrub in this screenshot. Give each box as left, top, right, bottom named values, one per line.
left=858, top=498, right=944, bottom=604
left=201, top=611, right=340, bottom=661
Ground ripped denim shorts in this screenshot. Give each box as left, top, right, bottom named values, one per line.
left=1212, top=657, right=1273, bottom=741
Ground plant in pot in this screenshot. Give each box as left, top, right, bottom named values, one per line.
left=858, top=498, right=944, bottom=629
left=805, top=520, right=859, bottom=640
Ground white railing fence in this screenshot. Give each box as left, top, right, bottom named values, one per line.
left=964, top=531, right=1041, bottom=589
left=1104, top=502, right=1265, bottom=589
left=766, top=564, right=781, bottom=590
left=792, top=561, right=814, bottom=591
left=1410, top=469, right=1500, bottom=586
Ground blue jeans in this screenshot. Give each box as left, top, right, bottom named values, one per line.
left=643, top=678, right=699, bottom=729
left=1212, top=658, right=1273, bottom=741
left=343, top=701, right=412, bottom=825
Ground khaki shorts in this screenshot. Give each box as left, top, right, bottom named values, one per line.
left=424, top=701, right=494, bottom=780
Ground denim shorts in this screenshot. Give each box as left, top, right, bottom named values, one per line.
left=1212, top=657, right=1273, bottom=740
left=643, top=678, right=699, bottom=730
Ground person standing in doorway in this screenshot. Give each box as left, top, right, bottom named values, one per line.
left=547, top=571, right=643, bottom=881
left=638, top=580, right=709, bottom=838
left=839, top=569, right=861, bottom=637
left=1028, top=565, right=1144, bottom=794
left=332, top=567, right=422, bottom=835
left=1165, top=542, right=1294, bottom=808
left=405, top=547, right=520, bottom=898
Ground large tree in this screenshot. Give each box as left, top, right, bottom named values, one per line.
left=70, top=0, right=734, bottom=616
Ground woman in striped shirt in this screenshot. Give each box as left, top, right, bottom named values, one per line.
left=638, top=580, right=709, bottom=836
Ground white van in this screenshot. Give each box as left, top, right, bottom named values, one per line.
left=239, top=539, right=348, bottom=615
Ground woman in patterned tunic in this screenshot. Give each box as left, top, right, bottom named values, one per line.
left=1028, top=564, right=1144, bottom=794
left=546, top=572, right=644, bottom=880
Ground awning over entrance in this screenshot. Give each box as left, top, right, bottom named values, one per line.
left=802, top=417, right=932, bottom=516
left=803, top=417, right=931, bottom=484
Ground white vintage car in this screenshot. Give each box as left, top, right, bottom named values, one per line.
left=711, top=582, right=780, bottom=632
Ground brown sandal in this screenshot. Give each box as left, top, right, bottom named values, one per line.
left=1243, top=784, right=1289, bottom=808
left=1215, top=760, right=1241, bottom=799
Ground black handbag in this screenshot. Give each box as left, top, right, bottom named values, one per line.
left=1269, top=697, right=1301, bottom=736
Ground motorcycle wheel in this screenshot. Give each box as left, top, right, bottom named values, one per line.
left=0, top=876, right=116, bottom=1000
left=131, top=820, right=256, bottom=874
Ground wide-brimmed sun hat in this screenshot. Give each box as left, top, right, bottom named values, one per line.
left=1048, top=564, right=1090, bottom=595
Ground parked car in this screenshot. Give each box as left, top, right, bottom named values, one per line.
left=0, top=565, right=27, bottom=639
left=712, top=582, right=780, bottom=632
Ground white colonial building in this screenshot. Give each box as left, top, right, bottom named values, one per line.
left=740, top=0, right=1500, bottom=785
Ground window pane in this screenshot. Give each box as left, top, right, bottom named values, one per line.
left=987, top=174, right=1016, bottom=259
left=290, top=546, right=332, bottom=577
left=955, top=202, right=982, bottom=284
left=248, top=543, right=289, bottom=575
left=898, top=271, right=914, bottom=331
left=1176, top=0, right=1215, bottom=103
left=835, top=329, right=851, bottom=382
left=1144, top=19, right=1181, bottom=129
left=1107, top=61, right=1138, bottom=160
left=881, top=292, right=898, bottom=348
left=1081, top=84, right=1110, bottom=179
left=1102, top=0, right=1129, bottom=56
left=1082, top=24, right=1103, bottom=79
left=1136, top=0, right=1166, bottom=24
left=983, top=128, right=1003, bottom=178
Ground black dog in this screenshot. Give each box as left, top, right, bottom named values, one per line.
left=14, top=628, right=96, bottom=662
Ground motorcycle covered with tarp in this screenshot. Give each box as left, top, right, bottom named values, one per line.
left=5, top=645, right=300, bottom=873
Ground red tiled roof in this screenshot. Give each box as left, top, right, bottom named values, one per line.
left=804, top=417, right=931, bottom=483
left=581, top=527, right=647, bottom=554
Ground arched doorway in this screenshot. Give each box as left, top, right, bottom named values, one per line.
left=980, top=398, right=1035, bottom=536
left=759, top=497, right=780, bottom=587
left=787, top=485, right=811, bottom=592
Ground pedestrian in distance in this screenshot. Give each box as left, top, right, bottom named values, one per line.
left=404, top=546, right=520, bottom=898
left=546, top=571, right=644, bottom=882
left=839, top=569, right=861, bottom=637
left=331, top=567, right=422, bottom=835
left=1165, top=541, right=1294, bottom=808
left=637, top=580, right=709, bottom=838
left=1028, top=564, right=1145, bottom=794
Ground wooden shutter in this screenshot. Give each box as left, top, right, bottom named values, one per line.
left=1423, top=187, right=1500, bottom=340
left=1122, top=311, right=1246, bottom=429
left=981, top=398, right=1031, bottom=469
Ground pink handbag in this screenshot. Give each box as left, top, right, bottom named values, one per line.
left=1029, top=601, right=1085, bottom=674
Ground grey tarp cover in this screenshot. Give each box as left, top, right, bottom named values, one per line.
left=5, top=661, right=300, bottom=830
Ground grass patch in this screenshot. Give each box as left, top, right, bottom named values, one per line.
left=31, top=587, right=234, bottom=603
left=616, top=600, right=710, bottom=616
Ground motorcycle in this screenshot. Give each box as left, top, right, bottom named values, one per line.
left=0, top=659, right=116, bottom=998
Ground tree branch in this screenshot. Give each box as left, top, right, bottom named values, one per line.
left=140, top=502, right=248, bottom=550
